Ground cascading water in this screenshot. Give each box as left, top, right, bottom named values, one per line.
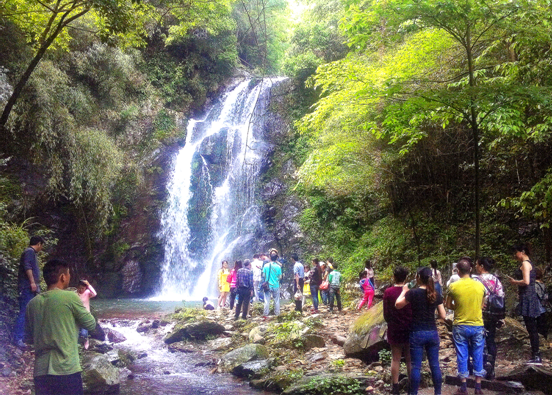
left=154, top=78, right=284, bottom=301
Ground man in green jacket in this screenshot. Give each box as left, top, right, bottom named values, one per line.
left=25, top=259, right=96, bottom=395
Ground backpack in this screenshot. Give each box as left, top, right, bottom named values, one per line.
left=480, top=276, right=505, bottom=321
left=535, top=282, right=551, bottom=312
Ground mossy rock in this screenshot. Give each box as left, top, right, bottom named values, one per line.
left=164, top=320, right=225, bottom=344
left=220, top=344, right=269, bottom=372
left=343, top=301, right=388, bottom=362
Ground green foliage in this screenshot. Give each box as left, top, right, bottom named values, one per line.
left=299, top=376, right=364, bottom=395
left=378, top=349, right=392, bottom=366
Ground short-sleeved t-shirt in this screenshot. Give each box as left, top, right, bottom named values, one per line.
left=293, top=261, right=305, bottom=279
left=262, top=262, right=282, bottom=289
left=18, top=247, right=40, bottom=293
left=25, top=289, right=96, bottom=377
left=405, top=288, right=443, bottom=331
left=448, top=277, right=485, bottom=326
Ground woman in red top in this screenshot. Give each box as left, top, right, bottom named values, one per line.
left=383, top=267, right=412, bottom=395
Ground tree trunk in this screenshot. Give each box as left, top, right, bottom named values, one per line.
left=466, top=25, right=480, bottom=258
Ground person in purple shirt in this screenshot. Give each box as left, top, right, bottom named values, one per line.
left=383, top=267, right=412, bottom=395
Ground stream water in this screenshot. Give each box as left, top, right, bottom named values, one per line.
left=93, top=299, right=267, bottom=395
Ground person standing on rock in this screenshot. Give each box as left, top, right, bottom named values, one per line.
left=358, top=271, right=375, bottom=310
left=228, top=260, right=243, bottom=311
left=328, top=262, right=342, bottom=313
left=509, top=243, right=546, bottom=365
left=234, top=260, right=254, bottom=320
left=25, top=259, right=96, bottom=395
left=76, top=279, right=97, bottom=350
left=262, top=250, right=282, bottom=319
left=309, top=258, right=322, bottom=314
left=251, top=254, right=263, bottom=302
left=383, top=267, right=412, bottom=395
left=13, top=235, right=44, bottom=349
left=291, top=253, right=304, bottom=312
left=396, top=266, right=446, bottom=395
left=473, top=257, right=504, bottom=380
left=446, top=258, right=486, bottom=395
left=431, top=260, right=443, bottom=297
left=217, top=260, right=230, bottom=309
left=364, top=259, right=375, bottom=288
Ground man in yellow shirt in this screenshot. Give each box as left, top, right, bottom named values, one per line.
left=25, top=259, right=96, bottom=395
left=446, top=257, right=486, bottom=395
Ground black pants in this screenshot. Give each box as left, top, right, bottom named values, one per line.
left=35, top=372, right=83, bottom=395
left=523, top=315, right=540, bottom=354
left=235, top=288, right=251, bottom=319
left=537, top=313, right=549, bottom=339
left=484, top=319, right=498, bottom=369
left=294, top=278, right=304, bottom=312
left=229, top=287, right=237, bottom=310
left=329, top=286, right=342, bottom=311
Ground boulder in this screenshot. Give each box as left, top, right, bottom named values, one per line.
left=168, top=342, right=197, bottom=353
left=496, top=317, right=530, bottom=346
left=164, top=321, right=225, bottom=344
left=219, top=344, right=269, bottom=372
left=106, top=328, right=127, bottom=344
left=231, top=359, right=272, bottom=378
left=248, top=326, right=268, bottom=344
left=82, top=352, right=120, bottom=395
left=207, top=337, right=233, bottom=351
left=136, top=323, right=150, bottom=333
left=302, top=334, right=325, bottom=350
left=497, top=364, right=552, bottom=393
left=88, top=340, right=113, bottom=354
left=343, top=302, right=388, bottom=363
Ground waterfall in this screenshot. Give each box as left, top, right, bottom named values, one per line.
left=153, top=78, right=284, bottom=301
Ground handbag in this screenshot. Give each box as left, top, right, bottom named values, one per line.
left=319, top=280, right=329, bottom=291
left=481, top=276, right=505, bottom=320
left=261, top=263, right=273, bottom=292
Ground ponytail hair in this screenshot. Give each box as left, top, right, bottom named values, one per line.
left=430, top=260, right=438, bottom=277
left=418, top=267, right=437, bottom=304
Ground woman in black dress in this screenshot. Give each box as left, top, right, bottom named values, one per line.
left=509, top=243, right=545, bottom=364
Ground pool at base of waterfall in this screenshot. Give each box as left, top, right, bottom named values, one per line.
left=91, top=299, right=267, bottom=395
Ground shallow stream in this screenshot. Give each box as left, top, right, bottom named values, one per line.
left=92, top=299, right=266, bottom=395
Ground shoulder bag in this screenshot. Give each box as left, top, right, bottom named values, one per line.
left=481, top=276, right=505, bottom=320
left=261, top=264, right=272, bottom=292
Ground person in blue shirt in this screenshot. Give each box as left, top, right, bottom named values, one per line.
left=262, top=250, right=283, bottom=319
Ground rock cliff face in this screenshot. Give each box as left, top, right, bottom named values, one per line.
left=3, top=77, right=304, bottom=298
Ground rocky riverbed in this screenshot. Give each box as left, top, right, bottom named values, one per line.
left=1, top=299, right=552, bottom=395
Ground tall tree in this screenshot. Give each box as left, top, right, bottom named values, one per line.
left=0, top=0, right=142, bottom=129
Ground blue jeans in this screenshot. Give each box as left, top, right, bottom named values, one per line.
left=263, top=288, right=280, bottom=316
left=310, top=284, right=319, bottom=310
left=410, top=329, right=442, bottom=395
left=14, top=288, right=36, bottom=342
left=453, top=325, right=486, bottom=378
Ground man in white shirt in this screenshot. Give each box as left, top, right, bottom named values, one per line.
left=291, top=253, right=304, bottom=312
left=251, top=254, right=263, bottom=302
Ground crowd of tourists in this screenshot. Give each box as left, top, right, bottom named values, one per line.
left=383, top=243, right=550, bottom=395
left=11, top=235, right=551, bottom=395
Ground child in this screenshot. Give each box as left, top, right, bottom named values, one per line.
left=203, top=297, right=215, bottom=310
left=358, top=271, right=375, bottom=310
left=77, top=279, right=97, bottom=349
left=328, top=262, right=342, bottom=312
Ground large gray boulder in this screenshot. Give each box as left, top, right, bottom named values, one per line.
left=164, top=320, right=225, bottom=344
left=231, top=359, right=272, bottom=378
left=219, top=344, right=269, bottom=372
left=343, top=301, right=388, bottom=363
left=82, top=352, right=120, bottom=395
left=207, top=337, right=233, bottom=351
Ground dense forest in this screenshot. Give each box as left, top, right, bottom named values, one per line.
left=2, top=0, right=552, bottom=312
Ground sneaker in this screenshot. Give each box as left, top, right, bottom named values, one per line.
left=453, top=388, right=468, bottom=395
left=474, top=389, right=484, bottom=395
left=527, top=354, right=543, bottom=365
